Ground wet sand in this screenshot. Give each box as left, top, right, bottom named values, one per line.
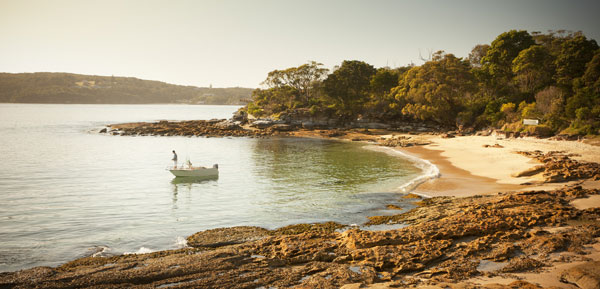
left=402, top=145, right=523, bottom=198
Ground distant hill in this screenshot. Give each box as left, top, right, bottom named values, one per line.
left=0, top=72, right=253, bottom=104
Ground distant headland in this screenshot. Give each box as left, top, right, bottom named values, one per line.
left=0, top=72, right=252, bottom=105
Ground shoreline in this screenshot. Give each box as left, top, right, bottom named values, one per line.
left=3, top=123, right=600, bottom=288
left=400, top=145, right=521, bottom=198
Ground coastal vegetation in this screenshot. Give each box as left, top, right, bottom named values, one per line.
left=0, top=72, right=252, bottom=105
left=245, top=30, right=600, bottom=136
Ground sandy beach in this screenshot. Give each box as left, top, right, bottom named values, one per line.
left=398, top=134, right=600, bottom=289
left=400, top=133, right=600, bottom=201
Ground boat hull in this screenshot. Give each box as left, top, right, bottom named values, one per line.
left=169, top=167, right=219, bottom=177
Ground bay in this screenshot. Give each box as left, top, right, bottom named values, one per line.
left=0, top=104, right=422, bottom=272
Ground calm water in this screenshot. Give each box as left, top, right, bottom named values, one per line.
left=0, top=104, right=424, bottom=272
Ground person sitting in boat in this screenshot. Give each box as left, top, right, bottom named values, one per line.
left=172, top=150, right=178, bottom=169
left=186, top=160, right=193, bottom=168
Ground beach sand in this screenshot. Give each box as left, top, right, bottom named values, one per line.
left=401, top=134, right=600, bottom=199
left=397, top=134, right=600, bottom=289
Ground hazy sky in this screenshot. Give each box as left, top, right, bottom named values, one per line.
left=1, top=0, right=599, bottom=88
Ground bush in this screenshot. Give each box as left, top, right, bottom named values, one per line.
left=524, top=124, right=554, bottom=137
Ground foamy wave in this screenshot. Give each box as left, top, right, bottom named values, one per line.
left=175, top=236, right=188, bottom=248
left=366, top=145, right=440, bottom=197
left=124, top=247, right=154, bottom=255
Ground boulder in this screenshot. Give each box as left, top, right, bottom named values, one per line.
left=250, top=119, right=280, bottom=129
left=231, top=110, right=248, bottom=123
left=214, top=120, right=241, bottom=130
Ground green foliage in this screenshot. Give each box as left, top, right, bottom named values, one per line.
left=554, top=35, right=599, bottom=87
left=247, top=61, right=328, bottom=117
left=482, top=98, right=506, bottom=125
left=248, top=86, right=299, bottom=116
left=370, top=68, right=400, bottom=95
left=262, top=61, right=328, bottom=105
left=512, top=45, right=554, bottom=98
left=242, top=30, right=600, bottom=135
left=482, top=30, right=535, bottom=85
left=582, top=50, right=600, bottom=93
left=519, top=101, right=540, bottom=119
left=468, top=44, right=489, bottom=68
left=393, top=51, right=474, bottom=125
left=322, top=60, right=376, bottom=119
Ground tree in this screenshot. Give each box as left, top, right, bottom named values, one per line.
left=554, top=35, right=599, bottom=87
left=582, top=50, right=600, bottom=93
left=468, top=44, right=489, bottom=68
left=512, top=45, right=555, bottom=98
left=322, top=60, right=376, bottom=119
left=370, top=68, right=400, bottom=95
left=393, top=51, right=475, bottom=125
left=262, top=61, right=328, bottom=105
left=481, top=30, right=535, bottom=91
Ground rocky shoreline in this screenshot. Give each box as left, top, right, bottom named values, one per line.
left=2, top=184, right=599, bottom=288
left=3, top=121, right=600, bottom=288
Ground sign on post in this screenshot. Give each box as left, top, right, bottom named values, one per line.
left=523, top=119, right=539, bottom=125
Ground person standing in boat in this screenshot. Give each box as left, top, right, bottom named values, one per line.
left=172, top=150, right=178, bottom=169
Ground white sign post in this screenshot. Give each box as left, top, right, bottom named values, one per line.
left=523, top=119, right=539, bottom=126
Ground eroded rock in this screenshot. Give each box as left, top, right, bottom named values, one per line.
left=561, top=261, right=600, bottom=289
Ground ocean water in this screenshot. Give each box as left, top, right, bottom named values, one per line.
left=0, top=103, right=426, bottom=272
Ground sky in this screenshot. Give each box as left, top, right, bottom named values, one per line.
left=1, top=0, right=599, bottom=88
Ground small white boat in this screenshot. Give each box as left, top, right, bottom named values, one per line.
left=168, top=162, right=219, bottom=178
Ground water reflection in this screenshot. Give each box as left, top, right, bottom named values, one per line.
left=250, top=137, right=419, bottom=194
left=170, top=175, right=219, bottom=185
left=171, top=176, right=219, bottom=206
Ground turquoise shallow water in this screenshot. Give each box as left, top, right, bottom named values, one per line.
left=0, top=104, right=423, bottom=272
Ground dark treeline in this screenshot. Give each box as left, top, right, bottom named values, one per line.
left=245, top=30, right=600, bottom=135
left=0, top=72, right=252, bottom=105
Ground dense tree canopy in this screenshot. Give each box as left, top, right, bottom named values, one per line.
left=245, top=30, right=600, bottom=135
left=512, top=45, right=554, bottom=98
left=262, top=61, right=328, bottom=104
left=554, top=35, right=599, bottom=87
left=322, top=60, right=376, bottom=119
left=481, top=30, right=535, bottom=85
left=393, top=52, right=474, bottom=124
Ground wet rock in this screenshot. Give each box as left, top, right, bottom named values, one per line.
left=99, top=128, right=107, bottom=133
left=271, top=222, right=346, bottom=236
left=109, top=120, right=270, bottom=138
left=187, top=226, right=270, bottom=248
left=403, top=193, right=422, bottom=199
